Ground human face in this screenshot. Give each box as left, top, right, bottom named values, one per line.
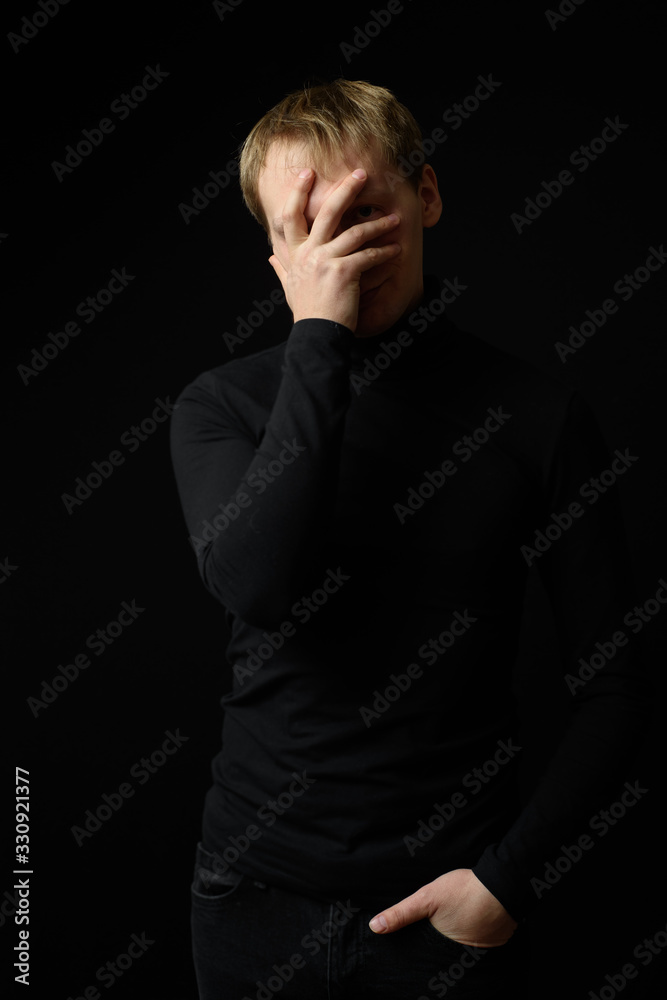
left=257, top=139, right=442, bottom=337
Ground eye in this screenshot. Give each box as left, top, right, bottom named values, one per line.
left=340, top=205, right=382, bottom=232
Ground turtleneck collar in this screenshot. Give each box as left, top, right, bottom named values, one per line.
left=348, top=273, right=458, bottom=377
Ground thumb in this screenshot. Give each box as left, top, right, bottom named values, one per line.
left=268, top=254, right=291, bottom=310
left=268, top=253, right=287, bottom=285
left=369, top=886, right=432, bottom=935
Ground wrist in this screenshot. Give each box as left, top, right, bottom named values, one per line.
left=293, top=314, right=356, bottom=332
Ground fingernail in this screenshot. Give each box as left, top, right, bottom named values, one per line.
left=298, top=168, right=312, bottom=178
left=353, top=169, right=367, bottom=179
left=369, top=915, right=387, bottom=932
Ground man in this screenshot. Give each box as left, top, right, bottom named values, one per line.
left=170, top=79, right=649, bottom=998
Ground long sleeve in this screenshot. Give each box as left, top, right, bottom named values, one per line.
left=169, top=319, right=354, bottom=627
left=471, top=391, right=653, bottom=921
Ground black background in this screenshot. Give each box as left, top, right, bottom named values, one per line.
left=5, top=0, right=666, bottom=996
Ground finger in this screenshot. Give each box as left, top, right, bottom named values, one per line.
left=326, top=213, right=400, bottom=259
left=268, top=253, right=287, bottom=284
left=281, top=167, right=316, bottom=253
left=369, top=885, right=431, bottom=934
left=353, top=242, right=402, bottom=274
left=308, top=168, right=370, bottom=246
left=268, top=254, right=291, bottom=311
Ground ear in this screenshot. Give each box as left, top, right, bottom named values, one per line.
left=418, top=165, right=442, bottom=228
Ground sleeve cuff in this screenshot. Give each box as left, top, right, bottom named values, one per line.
left=471, top=844, right=536, bottom=924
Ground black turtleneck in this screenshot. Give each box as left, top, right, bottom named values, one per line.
left=170, top=275, right=648, bottom=921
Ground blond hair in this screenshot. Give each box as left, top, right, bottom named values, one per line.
left=238, top=79, right=424, bottom=234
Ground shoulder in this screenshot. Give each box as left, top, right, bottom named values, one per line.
left=452, top=324, right=583, bottom=427
left=174, top=339, right=286, bottom=412
left=446, top=324, right=603, bottom=480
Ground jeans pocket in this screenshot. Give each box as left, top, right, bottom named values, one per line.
left=418, top=917, right=492, bottom=956
left=191, top=841, right=246, bottom=906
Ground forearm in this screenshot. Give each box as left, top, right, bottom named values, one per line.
left=473, top=390, right=652, bottom=921
left=472, top=664, right=651, bottom=921
left=171, top=318, right=355, bottom=626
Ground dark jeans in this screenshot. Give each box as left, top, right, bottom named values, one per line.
left=190, top=842, right=532, bottom=999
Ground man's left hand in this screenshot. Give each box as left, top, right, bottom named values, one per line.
left=368, top=869, right=517, bottom=948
